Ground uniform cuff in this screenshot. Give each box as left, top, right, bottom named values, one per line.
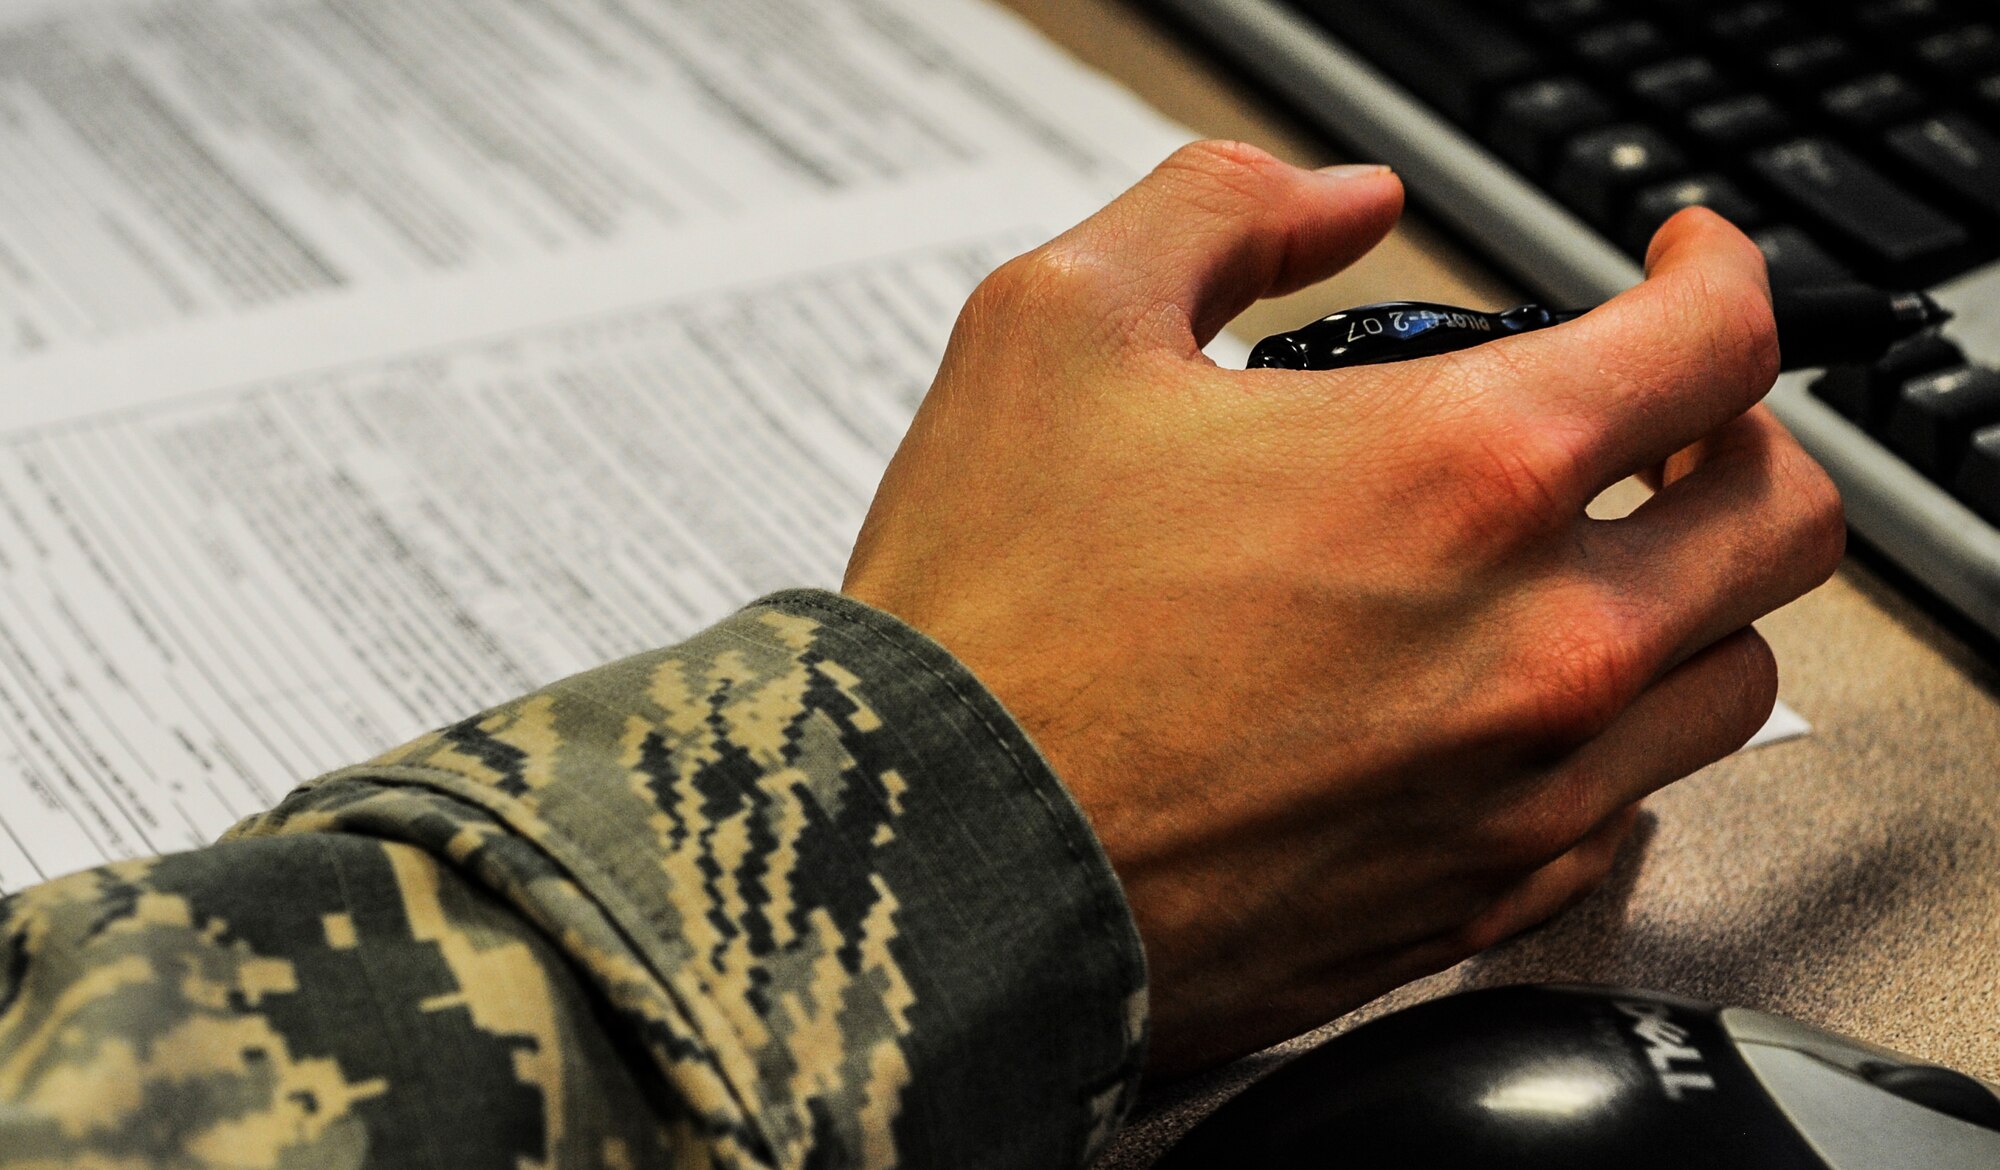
left=756, top=589, right=1149, bottom=1164
left=247, top=587, right=1148, bottom=1167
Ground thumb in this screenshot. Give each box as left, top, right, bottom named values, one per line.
left=1047, top=141, right=1403, bottom=348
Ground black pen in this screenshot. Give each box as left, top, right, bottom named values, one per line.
left=1247, top=285, right=1952, bottom=373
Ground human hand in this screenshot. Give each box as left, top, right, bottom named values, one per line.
left=842, top=142, right=1843, bottom=1076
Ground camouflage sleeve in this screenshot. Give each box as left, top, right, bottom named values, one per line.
left=0, top=589, right=1148, bottom=1169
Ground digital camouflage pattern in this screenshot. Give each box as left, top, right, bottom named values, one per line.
left=0, top=590, right=1148, bottom=1169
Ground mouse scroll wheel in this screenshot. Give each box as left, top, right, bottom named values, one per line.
left=1860, top=1062, right=2000, bottom=1132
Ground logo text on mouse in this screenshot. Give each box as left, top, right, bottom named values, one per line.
left=1614, top=1000, right=1718, bottom=1100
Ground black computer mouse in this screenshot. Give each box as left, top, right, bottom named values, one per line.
left=1156, top=984, right=2000, bottom=1169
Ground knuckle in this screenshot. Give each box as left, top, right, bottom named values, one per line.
left=1163, top=138, right=1285, bottom=180
left=1717, top=629, right=1781, bottom=744
left=1515, top=607, right=1646, bottom=748
left=1645, top=267, right=1779, bottom=396
left=965, top=246, right=1189, bottom=366
left=1661, top=204, right=1724, bottom=236
left=964, top=253, right=1036, bottom=320
left=970, top=245, right=1115, bottom=319
left=1779, top=445, right=1847, bottom=581
left=1487, top=801, right=1592, bottom=874
left=1438, top=409, right=1593, bottom=548
left=1155, top=139, right=1288, bottom=208
left=1689, top=270, right=1781, bottom=391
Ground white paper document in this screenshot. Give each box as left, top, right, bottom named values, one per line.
left=0, top=0, right=1197, bottom=891
left=0, top=0, right=1169, bottom=360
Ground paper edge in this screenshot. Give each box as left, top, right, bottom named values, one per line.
left=1745, top=700, right=1810, bottom=750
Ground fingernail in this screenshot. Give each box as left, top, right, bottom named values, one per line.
left=1315, top=163, right=1393, bottom=179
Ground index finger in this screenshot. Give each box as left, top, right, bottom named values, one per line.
left=1442, top=209, right=1779, bottom=497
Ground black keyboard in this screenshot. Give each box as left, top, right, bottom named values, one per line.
left=1300, top=0, right=2000, bottom=289
left=1149, top=0, right=2000, bottom=644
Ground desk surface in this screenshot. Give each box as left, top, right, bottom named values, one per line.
left=991, top=2, right=2000, bottom=1165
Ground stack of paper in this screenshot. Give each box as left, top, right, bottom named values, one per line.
left=0, top=0, right=1201, bottom=891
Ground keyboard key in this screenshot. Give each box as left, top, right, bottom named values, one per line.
left=1954, top=424, right=2000, bottom=525
left=1810, top=332, right=1963, bottom=426
left=1766, top=36, right=1861, bottom=88
left=1629, top=56, right=1731, bottom=111
left=1915, top=25, right=2000, bottom=84
left=1708, top=3, right=1805, bottom=45
left=1885, top=112, right=2000, bottom=222
left=1820, top=73, right=1929, bottom=130
left=1300, top=0, right=1548, bottom=123
left=1851, top=0, right=1951, bottom=35
left=1623, top=173, right=1764, bottom=252
left=1687, top=93, right=1796, bottom=147
left=1574, top=20, right=1672, bottom=72
left=1554, top=124, right=1688, bottom=226
left=1972, top=73, right=2000, bottom=122
left=1752, top=224, right=1853, bottom=287
left=1748, top=137, right=1970, bottom=283
left=1521, top=0, right=1616, bottom=33
left=1885, top=364, right=2000, bottom=482
left=1487, top=77, right=1618, bottom=174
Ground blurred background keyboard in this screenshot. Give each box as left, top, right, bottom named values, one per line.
left=1147, top=0, right=2000, bottom=645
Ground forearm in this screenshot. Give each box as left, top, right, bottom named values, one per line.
left=0, top=591, right=1147, bottom=1168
